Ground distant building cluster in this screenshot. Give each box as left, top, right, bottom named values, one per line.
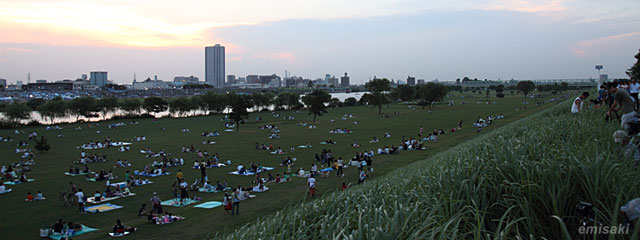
left=0, top=43, right=355, bottom=92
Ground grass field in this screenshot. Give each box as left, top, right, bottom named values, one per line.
left=0, top=92, right=564, bottom=239
left=219, top=94, right=640, bottom=239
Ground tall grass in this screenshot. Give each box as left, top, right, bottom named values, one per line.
left=220, top=102, right=640, bottom=239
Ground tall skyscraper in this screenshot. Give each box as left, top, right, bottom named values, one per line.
left=90, top=71, right=107, bottom=86
left=205, top=44, right=225, bottom=87
left=340, top=73, right=350, bottom=87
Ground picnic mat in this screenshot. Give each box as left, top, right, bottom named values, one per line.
left=251, top=186, right=270, bottom=192
left=198, top=187, right=231, bottom=193
left=193, top=164, right=226, bottom=169
left=0, top=189, right=12, bottom=194
left=224, top=129, right=234, bottom=132
left=109, top=181, right=152, bottom=188
left=207, top=163, right=226, bottom=168
left=133, top=171, right=170, bottom=177
left=229, top=171, right=255, bottom=176
left=87, top=193, right=136, bottom=204
left=298, top=145, right=312, bottom=148
left=109, top=232, right=130, bottom=237
left=49, top=225, right=98, bottom=240
left=65, top=172, right=93, bottom=176
left=3, top=179, right=35, bottom=185
left=161, top=198, right=200, bottom=207
left=193, top=201, right=223, bottom=209
left=320, top=167, right=335, bottom=172
left=85, top=203, right=122, bottom=213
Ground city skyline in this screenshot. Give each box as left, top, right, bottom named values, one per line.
left=0, top=0, right=639, bottom=84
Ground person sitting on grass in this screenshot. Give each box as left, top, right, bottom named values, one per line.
left=267, top=173, right=275, bottom=182
left=36, top=190, right=44, bottom=200
left=214, top=181, right=224, bottom=191
left=138, top=203, right=153, bottom=222
left=203, top=181, right=213, bottom=192
left=25, top=192, right=33, bottom=202
left=274, top=174, right=282, bottom=183
left=94, top=191, right=102, bottom=200
left=112, top=219, right=136, bottom=234
left=19, top=172, right=28, bottom=182
left=237, top=164, right=246, bottom=175
left=190, top=178, right=200, bottom=191
left=253, top=180, right=266, bottom=192
left=614, top=130, right=640, bottom=165
left=341, top=182, right=352, bottom=191
left=52, top=219, right=64, bottom=234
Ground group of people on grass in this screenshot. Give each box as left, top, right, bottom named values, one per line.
left=78, top=150, right=108, bottom=164
left=571, top=80, right=640, bottom=225
left=201, top=130, right=220, bottom=137
left=16, top=97, right=528, bottom=238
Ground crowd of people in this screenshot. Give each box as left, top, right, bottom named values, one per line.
left=1, top=90, right=574, bottom=239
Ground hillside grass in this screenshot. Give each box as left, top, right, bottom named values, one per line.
left=220, top=98, right=640, bottom=239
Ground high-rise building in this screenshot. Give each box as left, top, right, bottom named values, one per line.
left=407, top=76, right=416, bottom=86
left=90, top=71, right=108, bottom=87
left=259, top=74, right=278, bottom=85
left=328, top=76, right=338, bottom=87
left=205, top=44, right=225, bottom=87
left=227, top=75, right=236, bottom=85
left=417, top=79, right=425, bottom=85
left=246, top=75, right=259, bottom=84
left=0, top=78, right=6, bottom=89
left=340, top=73, right=350, bottom=87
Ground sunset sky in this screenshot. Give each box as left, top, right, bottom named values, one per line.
left=0, top=0, right=639, bottom=84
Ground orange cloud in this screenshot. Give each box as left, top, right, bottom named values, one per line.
left=0, top=2, right=236, bottom=48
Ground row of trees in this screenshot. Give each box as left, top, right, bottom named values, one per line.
left=1, top=79, right=502, bottom=127
left=0, top=92, right=307, bottom=128
left=366, top=79, right=449, bottom=112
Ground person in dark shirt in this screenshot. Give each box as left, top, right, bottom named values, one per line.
left=52, top=219, right=64, bottom=233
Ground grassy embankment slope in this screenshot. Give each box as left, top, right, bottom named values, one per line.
left=221, top=97, right=640, bottom=239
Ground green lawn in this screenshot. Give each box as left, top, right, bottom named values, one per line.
left=0, top=92, right=566, bottom=239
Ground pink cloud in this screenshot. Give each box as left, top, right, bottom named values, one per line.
left=485, top=0, right=566, bottom=13
left=572, top=31, right=640, bottom=57
left=2, top=47, right=35, bottom=53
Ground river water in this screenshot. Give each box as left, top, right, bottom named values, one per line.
left=5, top=92, right=368, bottom=125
